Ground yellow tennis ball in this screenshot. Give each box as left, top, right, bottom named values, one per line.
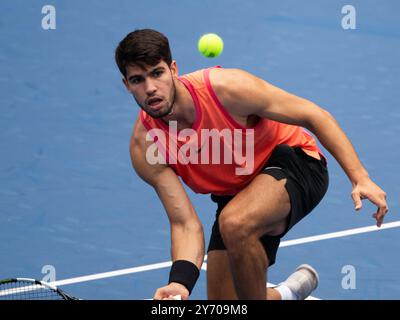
left=198, top=33, right=224, bottom=58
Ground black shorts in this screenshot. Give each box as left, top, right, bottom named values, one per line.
left=207, top=144, right=329, bottom=266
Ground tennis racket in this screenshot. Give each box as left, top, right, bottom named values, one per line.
left=0, top=278, right=78, bottom=300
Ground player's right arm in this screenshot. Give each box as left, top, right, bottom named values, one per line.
left=130, top=119, right=205, bottom=299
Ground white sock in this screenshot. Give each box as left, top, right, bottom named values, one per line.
left=274, top=283, right=299, bottom=300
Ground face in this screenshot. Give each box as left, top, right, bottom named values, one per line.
left=123, top=60, right=178, bottom=118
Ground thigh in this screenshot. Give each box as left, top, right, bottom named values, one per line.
left=221, top=144, right=329, bottom=238
left=220, top=173, right=291, bottom=238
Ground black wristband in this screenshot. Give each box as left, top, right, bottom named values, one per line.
left=168, top=260, right=200, bottom=295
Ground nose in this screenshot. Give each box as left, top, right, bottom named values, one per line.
left=145, top=78, right=157, bottom=96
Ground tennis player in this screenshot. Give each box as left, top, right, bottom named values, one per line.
left=115, top=29, right=388, bottom=300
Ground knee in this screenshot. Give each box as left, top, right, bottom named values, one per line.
left=219, top=210, right=252, bottom=249
left=219, top=209, right=288, bottom=248
left=266, top=221, right=287, bottom=236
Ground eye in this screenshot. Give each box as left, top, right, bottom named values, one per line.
left=153, top=70, right=163, bottom=77
left=129, top=77, right=142, bottom=84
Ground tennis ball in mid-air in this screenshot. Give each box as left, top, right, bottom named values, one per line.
left=198, top=33, right=224, bottom=58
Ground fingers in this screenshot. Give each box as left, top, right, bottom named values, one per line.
left=352, top=186, right=388, bottom=227
left=153, top=289, right=163, bottom=300
left=373, top=202, right=389, bottom=228
left=154, top=288, right=169, bottom=300
left=351, top=191, right=362, bottom=211
left=368, top=191, right=388, bottom=227
left=373, top=211, right=385, bottom=228
left=153, top=287, right=185, bottom=300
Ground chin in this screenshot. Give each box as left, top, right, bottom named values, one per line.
left=148, top=105, right=173, bottom=119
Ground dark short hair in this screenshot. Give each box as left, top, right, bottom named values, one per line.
left=115, top=29, right=172, bottom=78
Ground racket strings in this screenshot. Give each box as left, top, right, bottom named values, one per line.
left=0, top=280, right=65, bottom=300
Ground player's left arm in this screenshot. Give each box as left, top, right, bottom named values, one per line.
left=212, top=68, right=388, bottom=226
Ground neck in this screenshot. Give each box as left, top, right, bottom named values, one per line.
left=161, top=79, right=195, bottom=130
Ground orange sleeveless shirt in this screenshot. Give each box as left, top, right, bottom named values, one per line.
left=140, top=67, right=325, bottom=196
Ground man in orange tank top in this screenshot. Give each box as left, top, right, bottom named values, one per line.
left=115, top=29, right=388, bottom=300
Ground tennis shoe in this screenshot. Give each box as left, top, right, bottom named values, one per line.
left=279, top=264, right=319, bottom=300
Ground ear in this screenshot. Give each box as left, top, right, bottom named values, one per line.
left=122, top=77, right=130, bottom=91
left=170, top=60, right=179, bottom=78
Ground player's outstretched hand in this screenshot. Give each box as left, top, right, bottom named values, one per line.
left=351, top=177, right=388, bottom=227
left=153, top=282, right=189, bottom=300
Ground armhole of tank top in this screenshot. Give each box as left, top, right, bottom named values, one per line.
left=178, top=76, right=202, bottom=131
left=300, top=128, right=327, bottom=163
left=139, top=111, right=177, bottom=170
left=203, top=67, right=266, bottom=132
left=139, top=110, right=153, bottom=134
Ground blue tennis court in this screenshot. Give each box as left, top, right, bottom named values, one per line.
left=0, top=0, right=399, bottom=300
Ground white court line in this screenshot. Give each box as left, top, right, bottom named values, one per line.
left=51, top=261, right=173, bottom=287
left=279, top=220, right=400, bottom=248
left=50, top=221, right=400, bottom=289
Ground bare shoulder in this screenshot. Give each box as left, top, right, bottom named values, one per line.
left=130, top=116, right=147, bottom=147
left=209, top=68, right=252, bottom=91
left=130, top=116, right=147, bottom=158
left=208, top=68, right=272, bottom=117
left=130, top=116, right=169, bottom=185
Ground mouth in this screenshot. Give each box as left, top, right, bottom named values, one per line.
left=147, top=97, right=164, bottom=110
